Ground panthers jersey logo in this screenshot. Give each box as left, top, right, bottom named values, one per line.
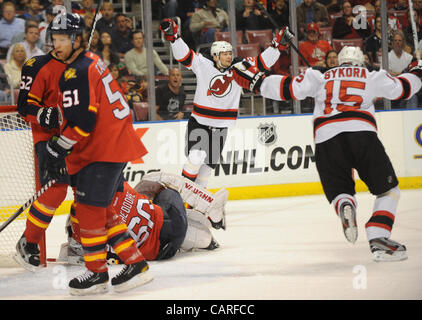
left=25, top=58, right=36, bottom=67
left=64, top=68, right=77, bottom=81
left=207, top=74, right=233, bottom=98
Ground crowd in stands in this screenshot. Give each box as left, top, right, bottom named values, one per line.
left=0, top=0, right=421, bottom=117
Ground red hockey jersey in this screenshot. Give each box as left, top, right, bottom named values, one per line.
left=112, top=182, right=164, bottom=260
left=57, top=51, right=147, bottom=175
left=17, top=53, right=67, bottom=145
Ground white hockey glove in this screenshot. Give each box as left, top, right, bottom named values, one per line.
left=409, top=60, right=422, bottom=79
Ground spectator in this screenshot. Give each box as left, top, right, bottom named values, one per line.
left=83, top=11, right=95, bottom=31
left=415, top=0, right=422, bottom=25
left=11, top=18, right=44, bottom=51
left=368, top=0, right=401, bottom=33
left=388, top=30, right=412, bottom=77
left=270, top=0, right=290, bottom=30
left=97, top=31, right=120, bottom=66
left=177, top=0, right=204, bottom=49
left=84, top=29, right=99, bottom=52
left=365, top=15, right=382, bottom=64
left=110, top=13, right=134, bottom=57
left=156, top=67, right=186, bottom=120
left=236, top=0, right=271, bottom=32
left=299, top=22, right=333, bottom=66
left=19, top=0, right=43, bottom=21
left=3, top=43, right=26, bottom=89
left=96, top=2, right=115, bottom=35
left=404, top=10, right=422, bottom=55
left=73, top=0, right=96, bottom=17
left=296, top=0, right=329, bottom=40
left=39, top=5, right=57, bottom=51
left=124, top=30, right=169, bottom=77
left=332, top=1, right=370, bottom=39
left=325, top=49, right=339, bottom=69
left=0, top=63, right=11, bottom=102
left=189, top=0, right=229, bottom=45
left=388, top=30, right=416, bottom=109
left=0, top=2, right=25, bottom=59
left=7, top=24, right=44, bottom=62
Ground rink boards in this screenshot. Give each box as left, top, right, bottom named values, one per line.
left=128, top=109, right=422, bottom=199
left=1, top=109, right=421, bottom=220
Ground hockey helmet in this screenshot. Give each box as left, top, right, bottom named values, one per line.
left=211, top=41, right=233, bottom=58
left=47, top=13, right=85, bottom=43
left=338, top=46, right=365, bottom=67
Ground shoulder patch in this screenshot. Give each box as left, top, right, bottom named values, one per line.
left=25, top=57, right=37, bottom=67
left=64, top=68, right=77, bottom=81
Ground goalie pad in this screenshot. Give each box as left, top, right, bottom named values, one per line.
left=180, top=209, right=213, bottom=251
left=142, top=172, right=228, bottom=225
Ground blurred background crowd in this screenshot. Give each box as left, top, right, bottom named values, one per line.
left=0, top=0, right=421, bottom=120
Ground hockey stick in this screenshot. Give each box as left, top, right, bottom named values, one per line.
left=87, top=0, right=104, bottom=49
left=255, top=0, right=311, bottom=67
left=0, top=179, right=57, bottom=233
left=408, top=0, right=421, bottom=60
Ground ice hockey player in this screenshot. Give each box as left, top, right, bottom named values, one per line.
left=58, top=173, right=228, bottom=266
left=231, top=46, right=422, bottom=262
left=159, top=18, right=292, bottom=206
left=39, top=12, right=152, bottom=295
left=14, top=16, right=70, bottom=272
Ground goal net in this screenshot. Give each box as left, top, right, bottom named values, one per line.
left=0, top=106, right=41, bottom=266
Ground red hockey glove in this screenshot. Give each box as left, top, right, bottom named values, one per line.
left=160, top=18, right=180, bottom=42
left=409, top=60, right=422, bottom=79
left=231, top=60, right=266, bottom=94
left=271, top=26, right=294, bottom=52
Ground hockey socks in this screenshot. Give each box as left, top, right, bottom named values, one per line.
left=365, top=186, right=400, bottom=241
left=24, top=183, right=68, bottom=244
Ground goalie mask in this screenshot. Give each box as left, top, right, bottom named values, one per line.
left=211, top=41, right=233, bottom=69
left=338, top=46, right=365, bottom=67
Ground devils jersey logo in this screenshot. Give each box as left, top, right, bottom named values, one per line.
left=207, top=74, right=233, bottom=98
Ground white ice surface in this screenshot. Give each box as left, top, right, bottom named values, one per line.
left=0, top=190, right=421, bottom=300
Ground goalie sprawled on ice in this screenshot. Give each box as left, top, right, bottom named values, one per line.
left=58, top=172, right=229, bottom=265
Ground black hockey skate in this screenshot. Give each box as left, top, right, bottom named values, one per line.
left=14, top=234, right=41, bottom=272
left=204, top=237, right=220, bottom=250
left=369, top=237, right=407, bottom=262
left=69, top=270, right=109, bottom=296
left=338, top=202, right=357, bottom=243
left=111, top=260, right=153, bottom=293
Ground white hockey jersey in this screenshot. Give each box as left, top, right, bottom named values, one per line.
left=260, top=66, right=422, bottom=143
left=171, top=38, right=280, bottom=128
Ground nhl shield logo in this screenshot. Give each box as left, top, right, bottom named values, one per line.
left=258, top=123, right=277, bottom=146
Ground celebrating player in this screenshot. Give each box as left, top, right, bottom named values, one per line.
left=41, top=13, right=152, bottom=295
left=231, top=46, right=422, bottom=262
left=14, top=17, right=70, bottom=272
left=159, top=19, right=291, bottom=226
left=59, top=173, right=228, bottom=266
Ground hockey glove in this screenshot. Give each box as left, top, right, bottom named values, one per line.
left=271, top=26, right=294, bottom=52
left=160, top=18, right=180, bottom=42
left=409, top=60, right=422, bottom=79
left=41, top=135, right=72, bottom=180
left=231, top=60, right=266, bottom=94
left=37, top=107, right=60, bottom=130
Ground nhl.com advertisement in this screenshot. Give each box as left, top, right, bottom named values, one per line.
left=127, top=114, right=319, bottom=191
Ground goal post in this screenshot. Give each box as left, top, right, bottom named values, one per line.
left=0, top=105, right=47, bottom=267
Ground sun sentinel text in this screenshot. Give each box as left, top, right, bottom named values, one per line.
left=165, top=303, right=256, bottom=318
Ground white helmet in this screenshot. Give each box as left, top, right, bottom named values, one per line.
left=211, top=41, right=233, bottom=57
left=338, top=46, right=365, bottom=67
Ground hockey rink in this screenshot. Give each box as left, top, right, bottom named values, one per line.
left=0, top=189, right=421, bottom=300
